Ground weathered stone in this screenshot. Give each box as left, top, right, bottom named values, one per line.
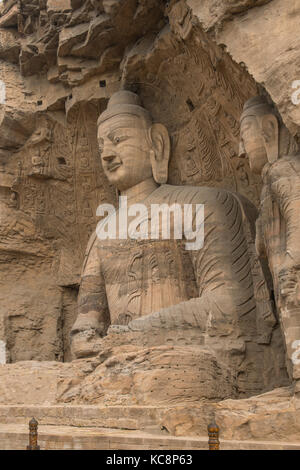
left=0, top=29, right=20, bottom=64
left=0, top=3, right=19, bottom=28
left=0, top=360, right=299, bottom=445
left=189, top=0, right=300, bottom=137
left=0, top=0, right=300, bottom=449
left=58, top=23, right=90, bottom=58
left=47, top=0, right=72, bottom=16
left=240, top=95, right=300, bottom=388
left=187, top=0, right=272, bottom=31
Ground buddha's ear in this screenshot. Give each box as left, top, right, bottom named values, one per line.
left=261, top=114, right=279, bottom=163
left=239, top=139, right=246, bottom=158
left=148, top=123, right=170, bottom=184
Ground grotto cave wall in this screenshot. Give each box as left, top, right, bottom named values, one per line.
left=0, top=0, right=299, bottom=363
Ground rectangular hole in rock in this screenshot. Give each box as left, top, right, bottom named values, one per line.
left=186, top=98, right=195, bottom=112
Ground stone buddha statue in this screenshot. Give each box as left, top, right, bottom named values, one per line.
left=70, top=91, right=288, bottom=399
left=240, top=96, right=300, bottom=387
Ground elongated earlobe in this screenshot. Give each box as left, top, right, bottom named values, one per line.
left=149, top=123, right=170, bottom=184
left=239, top=140, right=246, bottom=158
left=261, top=114, right=279, bottom=163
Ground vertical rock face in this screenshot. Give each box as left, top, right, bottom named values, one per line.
left=0, top=102, right=116, bottom=361
left=0, top=0, right=298, bottom=407
left=188, top=0, right=300, bottom=137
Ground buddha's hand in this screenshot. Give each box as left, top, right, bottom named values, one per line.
left=126, top=300, right=208, bottom=332
left=70, top=317, right=103, bottom=359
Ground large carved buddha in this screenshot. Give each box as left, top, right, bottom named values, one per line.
left=240, top=96, right=300, bottom=388
left=70, top=91, right=288, bottom=399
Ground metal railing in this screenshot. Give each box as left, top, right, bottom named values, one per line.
left=26, top=417, right=40, bottom=450
left=25, top=417, right=220, bottom=450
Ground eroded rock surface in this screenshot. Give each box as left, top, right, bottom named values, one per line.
left=0, top=0, right=299, bottom=444
left=0, top=358, right=299, bottom=442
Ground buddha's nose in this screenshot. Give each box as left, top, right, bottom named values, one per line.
left=102, top=148, right=116, bottom=162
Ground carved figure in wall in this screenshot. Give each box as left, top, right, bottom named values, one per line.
left=0, top=170, right=18, bottom=209
left=240, top=96, right=300, bottom=386
left=70, top=90, right=285, bottom=396
left=26, top=120, right=53, bottom=180
left=167, top=0, right=193, bottom=41
left=7, top=192, right=18, bottom=209
left=176, top=113, right=223, bottom=185
left=30, top=153, right=47, bottom=177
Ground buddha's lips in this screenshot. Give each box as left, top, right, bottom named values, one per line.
left=107, top=162, right=122, bottom=172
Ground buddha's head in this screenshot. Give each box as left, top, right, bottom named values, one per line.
left=239, top=96, right=279, bottom=175
left=97, top=90, right=170, bottom=191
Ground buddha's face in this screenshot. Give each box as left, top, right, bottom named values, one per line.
left=240, top=116, right=268, bottom=175
left=98, top=115, right=153, bottom=191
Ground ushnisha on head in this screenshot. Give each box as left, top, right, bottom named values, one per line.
left=97, top=90, right=170, bottom=192
left=239, top=96, right=279, bottom=175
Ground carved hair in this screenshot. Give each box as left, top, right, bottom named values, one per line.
left=97, top=90, right=152, bottom=128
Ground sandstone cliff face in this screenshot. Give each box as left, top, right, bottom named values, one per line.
left=188, top=0, right=300, bottom=137
left=0, top=0, right=298, bottom=366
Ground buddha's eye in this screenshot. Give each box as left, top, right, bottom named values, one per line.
left=114, top=137, right=120, bottom=144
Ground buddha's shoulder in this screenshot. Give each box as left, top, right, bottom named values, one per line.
left=266, top=154, right=300, bottom=180
left=154, top=184, right=236, bottom=206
